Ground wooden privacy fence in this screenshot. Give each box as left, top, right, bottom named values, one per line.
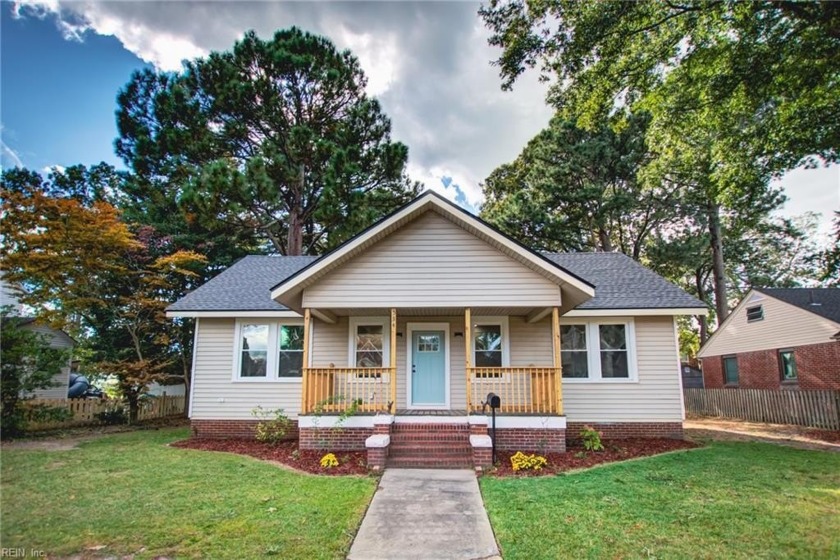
left=23, top=395, right=186, bottom=431
left=684, top=388, right=840, bottom=430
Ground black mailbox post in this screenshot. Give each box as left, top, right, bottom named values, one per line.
left=484, top=392, right=501, bottom=464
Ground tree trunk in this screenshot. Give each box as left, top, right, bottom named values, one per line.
left=695, top=268, right=709, bottom=343
left=707, top=202, right=728, bottom=325
left=286, top=166, right=305, bottom=256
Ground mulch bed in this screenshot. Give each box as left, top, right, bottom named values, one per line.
left=171, top=438, right=370, bottom=476
left=487, top=438, right=700, bottom=477
left=804, top=429, right=840, bottom=445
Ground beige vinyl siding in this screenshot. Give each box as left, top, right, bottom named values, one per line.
left=310, top=317, right=349, bottom=367
left=302, top=212, right=562, bottom=308
left=191, top=318, right=303, bottom=419
left=698, top=292, right=840, bottom=358
left=24, top=323, right=73, bottom=399
left=563, top=316, right=683, bottom=422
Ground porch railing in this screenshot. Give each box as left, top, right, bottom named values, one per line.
left=302, top=367, right=395, bottom=414
left=467, top=367, right=560, bottom=414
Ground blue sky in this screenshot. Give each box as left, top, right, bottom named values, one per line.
left=1, top=1, right=836, bottom=235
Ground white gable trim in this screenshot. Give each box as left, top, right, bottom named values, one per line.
left=269, top=193, right=595, bottom=304
left=167, top=310, right=302, bottom=318
left=565, top=308, right=707, bottom=317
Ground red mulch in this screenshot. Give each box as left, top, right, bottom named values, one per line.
left=487, top=438, right=700, bottom=477
left=171, top=438, right=369, bottom=476
left=805, top=429, right=840, bottom=445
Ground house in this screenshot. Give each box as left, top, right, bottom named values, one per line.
left=697, top=288, right=840, bottom=391
left=12, top=317, right=75, bottom=399
left=2, top=278, right=75, bottom=399
left=167, top=191, right=707, bottom=468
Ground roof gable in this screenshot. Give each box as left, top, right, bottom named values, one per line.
left=756, top=288, right=840, bottom=324
left=697, top=288, right=840, bottom=358
left=269, top=191, right=595, bottom=311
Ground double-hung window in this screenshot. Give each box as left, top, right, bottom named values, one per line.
left=349, top=317, right=390, bottom=377
left=471, top=317, right=509, bottom=377
left=560, top=320, right=637, bottom=382
left=234, top=320, right=305, bottom=381
left=778, top=349, right=797, bottom=383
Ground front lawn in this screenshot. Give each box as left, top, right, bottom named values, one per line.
left=481, top=442, right=840, bottom=559
left=1, top=428, right=377, bottom=559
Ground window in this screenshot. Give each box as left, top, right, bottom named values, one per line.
left=560, top=324, right=588, bottom=378
left=599, top=324, right=630, bottom=378
left=417, top=335, right=440, bottom=352
left=349, top=317, right=390, bottom=377
left=234, top=320, right=305, bottom=381
left=278, top=325, right=304, bottom=377
left=239, top=324, right=269, bottom=378
left=723, top=356, right=739, bottom=385
left=779, top=350, right=797, bottom=382
left=559, top=320, right=637, bottom=382
left=746, top=305, right=764, bottom=322
left=471, top=318, right=509, bottom=377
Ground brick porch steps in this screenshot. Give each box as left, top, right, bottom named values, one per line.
left=387, top=422, right=473, bottom=468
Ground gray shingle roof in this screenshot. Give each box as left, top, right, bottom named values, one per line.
left=756, top=288, right=840, bottom=325
left=168, top=252, right=705, bottom=312
left=167, top=255, right=318, bottom=312
left=544, top=252, right=706, bottom=309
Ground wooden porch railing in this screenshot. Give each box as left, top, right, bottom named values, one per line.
left=302, top=367, right=396, bottom=414
left=467, top=367, right=560, bottom=414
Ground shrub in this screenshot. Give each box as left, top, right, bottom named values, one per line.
left=320, top=453, right=339, bottom=469
left=510, top=451, right=548, bottom=471
left=252, top=406, right=292, bottom=444
left=580, top=425, right=604, bottom=451
left=27, top=403, right=73, bottom=424
left=94, top=405, right=128, bottom=425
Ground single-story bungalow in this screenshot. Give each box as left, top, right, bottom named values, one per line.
left=168, top=191, right=707, bottom=468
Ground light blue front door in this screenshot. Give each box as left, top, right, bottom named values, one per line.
left=411, top=330, right=446, bottom=406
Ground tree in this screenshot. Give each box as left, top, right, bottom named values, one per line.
left=480, top=1, right=840, bottom=170
left=116, top=27, right=420, bottom=256
left=1, top=170, right=206, bottom=422
left=0, top=312, right=68, bottom=439
left=482, top=112, right=672, bottom=257
left=815, top=212, right=840, bottom=287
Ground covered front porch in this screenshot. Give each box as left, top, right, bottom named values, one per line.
left=297, top=306, right=565, bottom=416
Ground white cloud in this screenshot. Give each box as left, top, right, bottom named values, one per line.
left=10, top=1, right=553, bottom=211
left=1, top=138, right=25, bottom=168
left=772, top=164, right=840, bottom=240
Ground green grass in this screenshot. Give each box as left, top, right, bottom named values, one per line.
left=1, top=428, right=377, bottom=559
left=481, top=442, right=840, bottom=560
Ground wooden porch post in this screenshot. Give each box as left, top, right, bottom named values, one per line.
left=390, top=308, right=397, bottom=414
left=301, top=308, right=311, bottom=414
left=465, top=307, right=472, bottom=413
left=552, top=306, right=563, bottom=415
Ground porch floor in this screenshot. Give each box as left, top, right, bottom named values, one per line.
left=395, top=409, right=469, bottom=416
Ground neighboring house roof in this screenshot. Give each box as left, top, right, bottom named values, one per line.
left=697, top=287, right=840, bottom=358
left=168, top=253, right=705, bottom=315
left=754, top=288, right=840, bottom=325
left=7, top=317, right=77, bottom=348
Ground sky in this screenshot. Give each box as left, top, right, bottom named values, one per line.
left=1, top=0, right=838, bottom=239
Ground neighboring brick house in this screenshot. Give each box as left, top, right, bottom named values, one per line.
left=698, top=288, right=840, bottom=391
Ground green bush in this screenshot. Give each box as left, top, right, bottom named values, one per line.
left=580, top=425, right=604, bottom=451
left=252, top=406, right=292, bottom=444
left=95, top=405, right=128, bottom=425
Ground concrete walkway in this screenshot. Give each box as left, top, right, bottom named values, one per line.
left=348, top=469, right=501, bottom=560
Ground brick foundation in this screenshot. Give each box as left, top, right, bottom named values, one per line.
left=367, top=447, right=388, bottom=470
left=566, top=422, right=684, bottom=441
left=472, top=446, right=492, bottom=468
left=492, top=428, right=567, bottom=453
left=299, top=427, right=372, bottom=451
left=701, top=341, right=840, bottom=390
left=191, top=419, right=299, bottom=440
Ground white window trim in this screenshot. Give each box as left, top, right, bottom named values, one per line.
left=559, top=318, right=638, bottom=383
left=232, top=318, right=304, bottom=383
left=348, top=316, right=391, bottom=371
